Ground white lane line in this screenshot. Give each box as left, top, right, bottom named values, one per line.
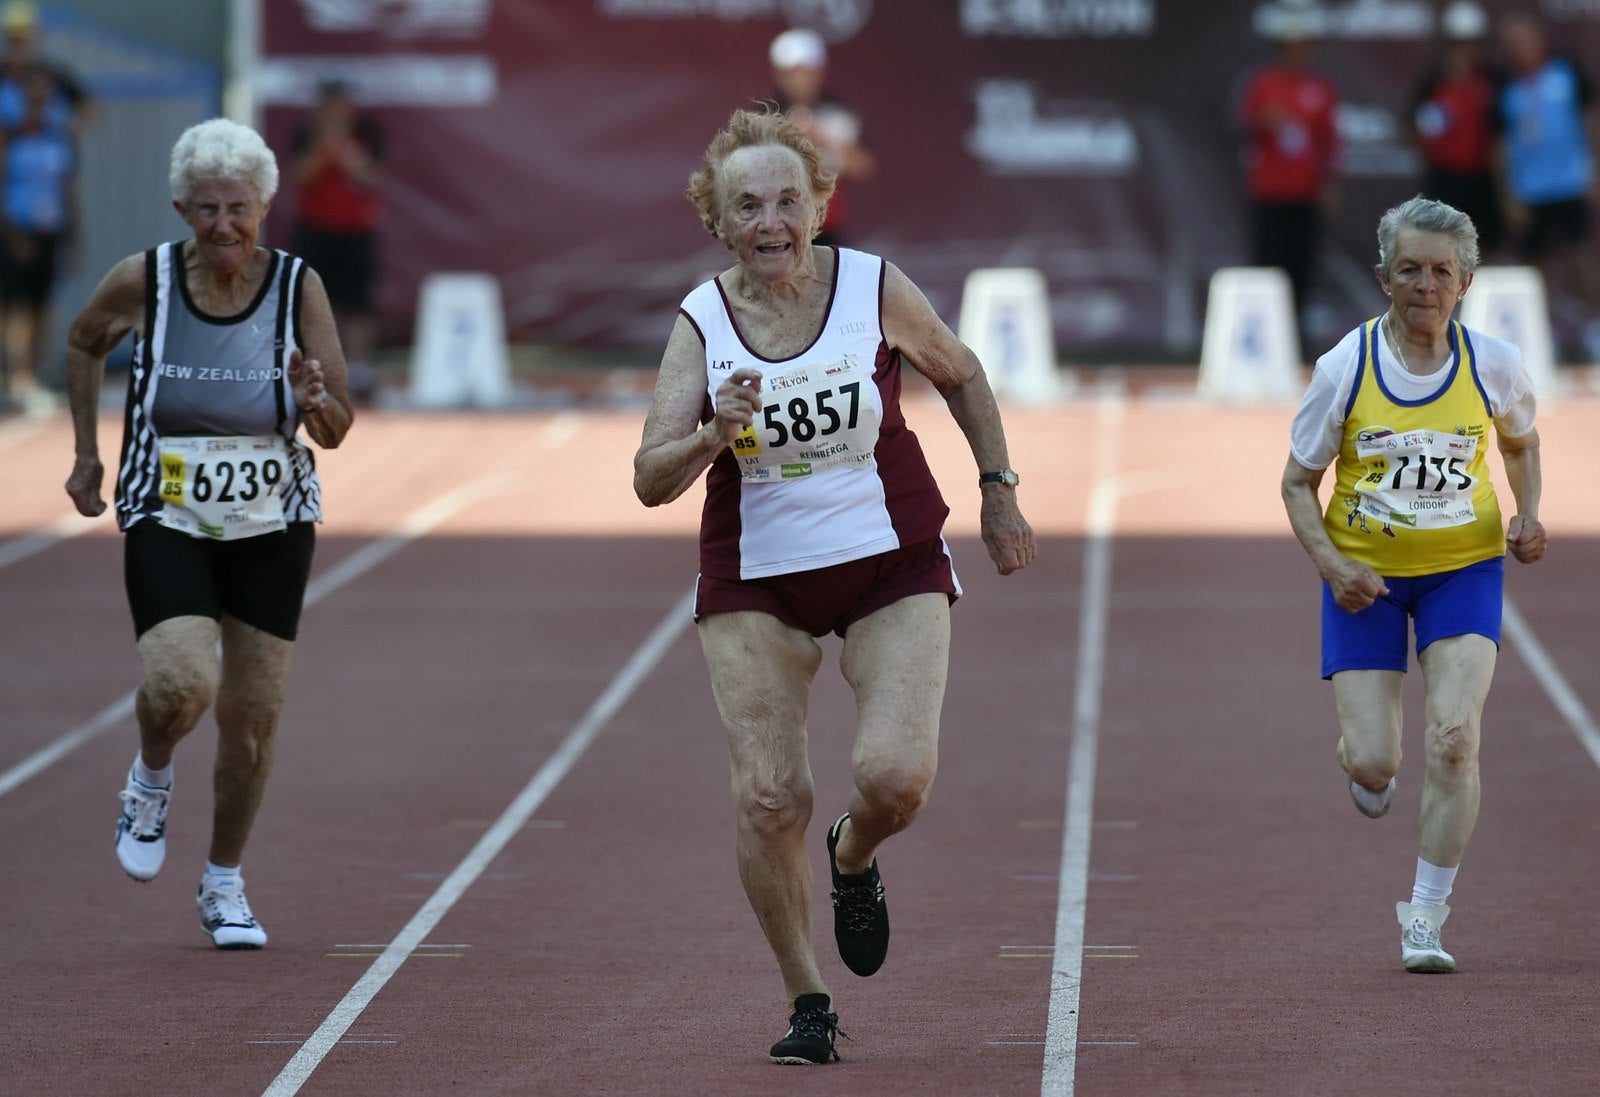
left=0, top=514, right=95, bottom=572
left=0, top=413, right=583, bottom=802
left=260, top=585, right=694, bottom=1097
left=1041, top=388, right=1124, bottom=1096
left=1502, top=595, right=1600, bottom=770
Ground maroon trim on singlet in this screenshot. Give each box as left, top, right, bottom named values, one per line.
left=677, top=306, right=706, bottom=346
left=699, top=448, right=744, bottom=578
left=712, top=247, right=843, bottom=364
left=870, top=340, right=950, bottom=544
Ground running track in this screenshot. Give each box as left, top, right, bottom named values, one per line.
left=2, top=383, right=1597, bottom=1097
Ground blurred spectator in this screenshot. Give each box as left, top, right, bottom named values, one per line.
left=1410, top=1, right=1504, bottom=256
left=1239, top=6, right=1340, bottom=347
left=0, top=0, right=90, bottom=136
left=769, top=28, right=874, bottom=247
left=0, top=67, right=74, bottom=414
left=1493, top=10, right=1600, bottom=361
left=291, top=79, right=383, bottom=402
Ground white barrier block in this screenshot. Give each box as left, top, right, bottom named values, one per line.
left=1458, top=265, right=1560, bottom=397
left=409, top=272, right=512, bottom=409
left=957, top=267, right=1063, bottom=401
left=1197, top=267, right=1302, bottom=401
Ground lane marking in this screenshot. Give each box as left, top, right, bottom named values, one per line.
left=1502, top=596, right=1600, bottom=770
left=260, top=584, right=695, bottom=1097
left=0, top=413, right=584, bottom=803
left=0, top=514, right=95, bottom=572
left=1042, top=387, right=1124, bottom=1097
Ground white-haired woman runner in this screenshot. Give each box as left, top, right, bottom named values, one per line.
left=64, top=118, right=353, bottom=948
left=1281, top=195, right=1544, bottom=973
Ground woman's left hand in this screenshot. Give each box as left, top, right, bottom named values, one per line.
left=980, top=490, right=1035, bottom=575
left=1507, top=514, right=1546, bottom=564
left=288, top=347, right=326, bottom=413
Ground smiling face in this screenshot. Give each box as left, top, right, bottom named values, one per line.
left=176, top=176, right=270, bottom=277
left=1379, top=228, right=1471, bottom=339
left=715, top=144, right=821, bottom=284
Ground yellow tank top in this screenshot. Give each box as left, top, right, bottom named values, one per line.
left=1323, top=318, right=1504, bottom=577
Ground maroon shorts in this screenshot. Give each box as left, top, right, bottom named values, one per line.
left=695, top=537, right=960, bottom=638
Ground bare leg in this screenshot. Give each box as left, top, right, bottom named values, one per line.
left=831, top=594, right=949, bottom=873
left=700, top=610, right=826, bottom=1003
left=135, top=616, right=222, bottom=768
left=1416, top=634, right=1496, bottom=868
left=208, top=616, right=295, bottom=867
left=1332, top=668, right=1404, bottom=792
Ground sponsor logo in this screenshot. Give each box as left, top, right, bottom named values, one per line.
left=767, top=370, right=810, bottom=391
left=966, top=81, right=1137, bottom=176
left=299, top=0, right=491, bottom=36
left=961, top=0, right=1155, bottom=38
left=1251, top=1, right=1432, bottom=41
left=836, top=321, right=867, bottom=336
left=780, top=462, right=812, bottom=478
left=1387, top=511, right=1418, bottom=527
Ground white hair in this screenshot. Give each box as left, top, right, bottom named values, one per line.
left=1376, top=195, right=1481, bottom=276
left=169, top=118, right=279, bottom=205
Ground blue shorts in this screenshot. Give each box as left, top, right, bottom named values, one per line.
left=1320, top=556, right=1503, bottom=679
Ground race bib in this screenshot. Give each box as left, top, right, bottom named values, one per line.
left=157, top=435, right=290, bottom=540
left=1352, top=427, right=1479, bottom=531
left=730, top=354, right=880, bottom=483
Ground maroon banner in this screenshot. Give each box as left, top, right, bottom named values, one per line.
left=258, top=0, right=1600, bottom=359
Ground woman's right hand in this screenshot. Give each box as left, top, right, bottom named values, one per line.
left=712, top=368, right=763, bottom=445
left=1325, top=557, right=1389, bottom=613
left=65, top=454, right=106, bottom=517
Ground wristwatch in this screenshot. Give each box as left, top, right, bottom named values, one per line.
left=978, top=468, right=1020, bottom=488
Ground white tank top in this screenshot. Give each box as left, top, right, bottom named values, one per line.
left=680, top=247, right=947, bottom=580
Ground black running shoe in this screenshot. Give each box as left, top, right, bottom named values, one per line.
left=769, top=993, right=846, bottom=1064
left=827, top=813, right=889, bottom=977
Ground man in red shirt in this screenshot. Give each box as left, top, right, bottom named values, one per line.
left=1239, top=8, right=1340, bottom=346
left=1410, top=1, right=1503, bottom=255
left=291, top=79, right=383, bottom=402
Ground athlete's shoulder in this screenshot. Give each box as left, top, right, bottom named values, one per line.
left=1458, top=323, right=1530, bottom=397
left=678, top=273, right=726, bottom=321
left=1312, top=321, right=1373, bottom=381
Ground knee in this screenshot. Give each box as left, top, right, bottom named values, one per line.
left=1425, top=719, right=1478, bottom=776
left=139, top=662, right=217, bottom=732
left=1342, top=740, right=1400, bottom=790
left=854, top=754, right=938, bottom=825
left=733, top=774, right=814, bottom=840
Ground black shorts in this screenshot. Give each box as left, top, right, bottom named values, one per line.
left=0, top=231, right=62, bottom=306
left=694, top=537, right=960, bottom=639
left=123, top=519, right=316, bottom=641
left=292, top=225, right=376, bottom=312
left=1521, top=197, right=1591, bottom=257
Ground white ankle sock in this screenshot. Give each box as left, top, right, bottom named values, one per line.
left=204, top=860, right=242, bottom=884
left=133, top=753, right=172, bottom=789
left=1411, top=858, right=1457, bottom=907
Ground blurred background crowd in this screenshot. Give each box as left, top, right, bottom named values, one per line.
left=1, top=0, right=1596, bottom=414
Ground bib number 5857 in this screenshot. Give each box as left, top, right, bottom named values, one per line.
left=760, top=381, right=860, bottom=447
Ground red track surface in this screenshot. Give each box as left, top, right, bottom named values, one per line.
left=2, top=391, right=1597, bottom=1096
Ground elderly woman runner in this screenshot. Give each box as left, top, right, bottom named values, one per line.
left=634, top=108, right=1034, bottom=1063
left=64, top=119, right=353, bottom=948
left=1281, top=195, right=1544, bottom=974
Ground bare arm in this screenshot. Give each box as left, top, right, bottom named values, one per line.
left=290, top=267, right=354, bottom=449
left=1279, top=454, right=1389, bottom=612
left=881, top=261, right=1034, bottom=575
left=1497, top=426, right=1545, bottom=563
left=633, top=314, right=761, bottom=507
left=63, top=254, right=146, bottom=517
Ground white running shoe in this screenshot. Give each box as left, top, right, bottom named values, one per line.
left=115, top=767, right=172, bottom=881
left=1348, top=776, right=1397, bottom=819
left=1397, top=901, right=1455, bottom=973
left=198, top=877, right=269, bottom=949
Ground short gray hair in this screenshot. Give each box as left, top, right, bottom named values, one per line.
left=169, top=118, right=279, bottom=205
left=1376, top=195, right=1480, bottom=277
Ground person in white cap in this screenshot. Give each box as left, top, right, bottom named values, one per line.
left=1409, top=1, right=1504, bottom=255
left=768, top=27, right=875, bottom=246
